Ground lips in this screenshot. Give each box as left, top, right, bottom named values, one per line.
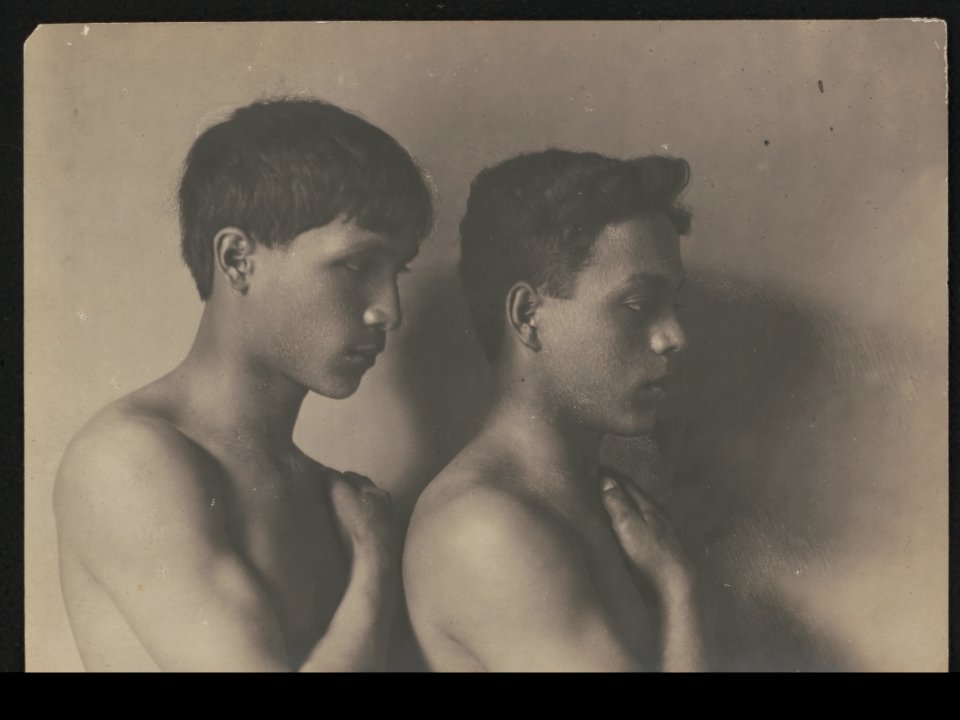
left=635, top=375, right=671, bottom=401
left=344, top=341, right=385, bottom=367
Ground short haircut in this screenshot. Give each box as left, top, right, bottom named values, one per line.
left=179, top=98, right=434, bottom=299
left=459, top=149, right=692, bottom=360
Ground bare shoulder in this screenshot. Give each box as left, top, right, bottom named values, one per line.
left=413, top=470, right=572, bottom=552
left=404, top=460, right=582, bottom=613
left=54, top=400, right=221, bottom=554
left=403, top=459, right=632, bottom=671
left=403, top=448, right=649, bottom=671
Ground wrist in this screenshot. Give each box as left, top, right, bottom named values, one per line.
left=352, top=543, right=399, bottom=582
left=654, top=562, right=696, bottom=601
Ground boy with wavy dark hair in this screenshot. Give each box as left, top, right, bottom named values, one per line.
left=405, top=149, right=704, bottom=671
left=55, top=98, right=433, bottom=672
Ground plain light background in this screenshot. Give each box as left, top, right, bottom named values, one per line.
left=25, top=21, right=947, bottom=671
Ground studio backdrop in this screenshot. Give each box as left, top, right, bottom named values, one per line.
left=25, top=20, right=948, bottom=671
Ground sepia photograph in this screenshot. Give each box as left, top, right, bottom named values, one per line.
left=23, top=20, right=948, bottom=672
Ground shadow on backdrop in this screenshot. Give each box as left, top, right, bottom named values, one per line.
left=384, top=260, right=493, bottom=672
left=607, top=266, right=928, bottom=671
left=385, top=259, right=928, bottom=672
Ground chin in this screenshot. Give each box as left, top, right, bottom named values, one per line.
left=305, top=372, right=365, bottom=400
left=315, top=385, right=360, bottom=401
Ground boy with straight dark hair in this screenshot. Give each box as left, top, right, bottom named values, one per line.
left=55, top=98, right=434, bottom=672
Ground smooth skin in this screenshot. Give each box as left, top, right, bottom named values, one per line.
left=404, top=214, right=705, bottom=672
left=55, top=217, right=415, bottom=672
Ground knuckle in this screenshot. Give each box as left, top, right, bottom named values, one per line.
left=357, top=476, right=379, bottom=491
left=603, top=490, right=631, bottom=516
left=328, top=475, right=352, bottom=498
left=615, top=514, right=639, bottom=534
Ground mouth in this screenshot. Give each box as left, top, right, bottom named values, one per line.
left=344, top=343, right=384, bottom=368
left=635, top=375, right=670, bottom=401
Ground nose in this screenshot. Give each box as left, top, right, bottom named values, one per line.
left=362, top=279, right=402, bottom=331
left=650, top=313, right=687, bottom=356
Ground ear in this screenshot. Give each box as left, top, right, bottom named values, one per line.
left=505, top=282, right=542, bottom=352
left=213, top=228, right=256, bottom=295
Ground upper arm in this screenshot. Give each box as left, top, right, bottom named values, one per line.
left=55, top=417, right=290, bottom=672
left=404, top=489, right=642, bottom=672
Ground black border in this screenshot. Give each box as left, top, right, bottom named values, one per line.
left=4, top=0, right=956, bottom=676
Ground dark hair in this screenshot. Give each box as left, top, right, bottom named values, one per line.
left=179, top=98, right=434, bottom=299
left=459, top=149, right=691, bottom=360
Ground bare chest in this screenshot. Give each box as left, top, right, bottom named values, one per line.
left=213, top=457, right=349, bottom=656
left=573, top=514, right=660, bottom=665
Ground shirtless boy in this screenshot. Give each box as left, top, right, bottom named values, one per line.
left=404, top=150, right=704, bottom=671
left=54, top=99, right=433, bottom=671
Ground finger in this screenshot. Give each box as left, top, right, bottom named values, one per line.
left=600, top=476, right=645, bottom=528
left=598, top=464, right=634, bottom=488
left=347, top=473, right=390, bottom=500
left=598, top=465, right=655, bottom=510
left=327, top=473, right=371, bottom=514
left=327, top=472, right=355, bottom=499
left=601, top=482, right=651, bottom=560
left=324, top=467, right=358, bottom=494
left=610, top=474, right=665, bottom=517
left=341, top=471, right=373, bottom=488
left=622, top=481, right=658, bottom=516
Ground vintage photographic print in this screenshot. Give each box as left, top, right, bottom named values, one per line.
left=24, top=20, right=948, bottom=672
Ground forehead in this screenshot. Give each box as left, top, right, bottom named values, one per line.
left=286, top=217, right=419, bottom=262
left=573, top=214, right=683, bottom=295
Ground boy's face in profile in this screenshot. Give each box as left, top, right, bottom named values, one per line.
left=241, top=216, right=418, bottom=399
left=535, top=212, right=687, bottom=436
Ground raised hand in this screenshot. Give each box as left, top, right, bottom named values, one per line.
left=599, top=467, right=704, bottom=671
left=599, top=468, right=692, bottom=591
left=327, top=469, right=399, bottom=573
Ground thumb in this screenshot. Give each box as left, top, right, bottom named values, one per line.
left=600, top=476, right=636, bottom=525
left=601, top=478, right=652, bottom=571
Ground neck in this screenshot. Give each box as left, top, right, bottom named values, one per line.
left=486, top=366, right=603, bottom=496
left=171, top=306, right=307, bottom=452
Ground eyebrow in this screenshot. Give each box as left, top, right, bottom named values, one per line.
left=344, top=233, right=419, bottom=265
left=617, top=272, right=685, bottom=292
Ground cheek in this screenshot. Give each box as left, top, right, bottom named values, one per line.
left=567, top=322, right=660, bottom=410
left=564, top=314, right=632, bottom=368
left=253, top=278, right=357, bottom=355
left=545, top=312, right=620, bottom=386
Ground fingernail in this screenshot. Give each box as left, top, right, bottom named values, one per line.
left=601, top=476, right=617, bottom=492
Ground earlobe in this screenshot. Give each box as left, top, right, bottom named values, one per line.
left=213, top=228, right=255, bottom=295
left=506, top=282, right=542, bottom=352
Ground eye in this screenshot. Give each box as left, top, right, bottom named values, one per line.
left=339, top=256, right=371, bottom=273
left=624, top=297, right=653, bottom=312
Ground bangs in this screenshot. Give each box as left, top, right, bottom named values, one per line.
left=342, top=156, right=435, bottom=246
left=179, top=97, right=435, bottom=299
left=278, top=128, right=435, bottom=249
